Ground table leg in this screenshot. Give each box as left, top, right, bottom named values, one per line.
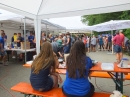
left=115, top=72, right=119, bottom=90
left=6, top=51, right=10, bottom=61
left=7, top=53, right=9, bottom=61
left=108, top=72, right=120, bottom=91
left=120, top=73, right=123, bottom=93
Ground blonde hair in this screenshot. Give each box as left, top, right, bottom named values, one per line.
left=32, top=42, right=55, bottom=74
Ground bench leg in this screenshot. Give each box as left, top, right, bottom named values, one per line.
left=120, top=73, right=123, bottom=93
left=24, top=94, right=27, bottom=97
left=108, top=72, right=123, bottom=94
left=115, top=73, right=119, bottom=90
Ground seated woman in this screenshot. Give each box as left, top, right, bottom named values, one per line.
left=30, top=42, right=62, bottom=91
left=62, top=41, right=95, bottom=97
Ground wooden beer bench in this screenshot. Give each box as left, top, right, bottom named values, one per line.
left=11, top=82, right=111, bottom=97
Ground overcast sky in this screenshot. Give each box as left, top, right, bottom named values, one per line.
left=48, top=16, right=88, bottom=29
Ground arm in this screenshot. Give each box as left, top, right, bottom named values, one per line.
left=58, top=52, right=63, bottom=58
left=28, top=36, right=30, bottom=42
left=33, top=37, right=36, bottom=43
left=17, top=38, right=20, bottom=42
left=11, top=37, right=14, bottom=42
left=88, top=58, right=93, bottom=79
left=57, top=46, right=63, bottom=58
left=122, top=37, right=125, bottom=47
left=49, top=55, right=62, bottom=83
left=50, top=66, right=63, bottom=83
left=112, top=36, right=116, bottom=44
left=4, top=36, right=7, bottom=42
left=0, top=39, right=3, bottom=51
left=54, top=54, right=59, bottom=68
left=66, top=37, right=70, bottom=45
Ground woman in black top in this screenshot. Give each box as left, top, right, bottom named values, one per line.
left=30, top=42, right=62, bottom=91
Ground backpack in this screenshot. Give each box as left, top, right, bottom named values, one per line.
left=71, top=37, right=75, bottom=46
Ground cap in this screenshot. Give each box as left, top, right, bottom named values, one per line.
left=119, top=30, right=123, bottom=33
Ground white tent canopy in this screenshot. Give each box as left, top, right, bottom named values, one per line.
left=0, top=0, right=130, bottom=19
left=0, top=9, right=66, bottom=31
left=1, top=0, right=130, bottom=54
left=89, top=20, right=130, bottom=32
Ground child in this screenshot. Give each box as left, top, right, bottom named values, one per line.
left=30, top=42, right=62, bottom=91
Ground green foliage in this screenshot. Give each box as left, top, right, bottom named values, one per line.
left=124, top=28, right=130, bottom=39
left=81, top=11, right=130, bottom=38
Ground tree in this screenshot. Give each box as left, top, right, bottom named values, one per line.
left=81, top=11, right=130, bottom=39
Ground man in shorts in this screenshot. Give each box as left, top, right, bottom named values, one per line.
left=113, top=31, right=124, bottom=63
left=86, top=36, right=90, bottom=52
left=17, top=33, right=23, bottom=61
left=108, top=34, right=112, bottom=52
left=91, top=35, right=96, bottom=52
left=0, top=32, right=7, bottom=66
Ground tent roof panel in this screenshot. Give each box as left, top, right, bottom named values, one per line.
left=0, top=0, right=42, bottom=15
left=39, top=0, right=130, bottom=15
left=0, top=0, right=130, bottom=19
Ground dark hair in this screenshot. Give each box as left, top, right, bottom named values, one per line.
left=66, top=41, right=87, bottom=79
left=18, top=33, right=21, bottom=35
left=66, top=32, right=70, bottom=35
left=14, top=33, right=17, bottom=35
left=1, top=30, right=4, bottom=33
left=116, top=32, right=119, bottom=35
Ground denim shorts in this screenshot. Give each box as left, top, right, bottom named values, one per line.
left=114, top=45, right=122, bottom=53
left=86, top=43, right=90, bottom=48
left=0, top=51, right=7, bottom=56
left=42, top=76, right=53, bottom=91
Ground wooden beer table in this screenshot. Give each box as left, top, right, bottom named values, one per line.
left=23, top=62, right=130, bottom=93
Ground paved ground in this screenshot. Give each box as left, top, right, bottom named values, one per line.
left=0, top=51, right=130, bottom=97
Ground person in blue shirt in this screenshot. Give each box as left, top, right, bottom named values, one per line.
left=28, top=32, right=34, bottom=43
left=108, top=34, right=112, bottom=51
left=28, top=32, right=34, bottom=48
left=0, top=32, right=7, bottom=65
left=62, top=41, right=95, bottom=97
left=30, top=42, right=62, bottom=92
left=98, top=35, right=104, bottom=51
left=1, top=30, right=7, bottom=46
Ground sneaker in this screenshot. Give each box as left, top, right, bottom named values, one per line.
left=3, top=62, right=8, bottom=66
left=12, top=56, right=16, bottom=58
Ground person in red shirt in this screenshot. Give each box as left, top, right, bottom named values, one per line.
left=119, top=30, right=125, bottom=47
left=113, top=31, right=124, bottom=63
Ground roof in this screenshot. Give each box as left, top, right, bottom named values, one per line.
left=0, top=0, right=130, bottom=19
left=0, top=9, right=66, bottom=30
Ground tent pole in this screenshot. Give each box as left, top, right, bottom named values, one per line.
left=91, top=30, right=93, bottom=51
left=23, top=18, right=27, bottom=63
left=111, top=30, right=114, bottom=54
left=46, top=25, right=47, bottom=38
left=34, top=18, right=41, bottom=55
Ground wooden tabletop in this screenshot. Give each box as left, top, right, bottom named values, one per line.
left=23, top=62, right=130, bottom=73
left=90, top=63, right=130, bottom=73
